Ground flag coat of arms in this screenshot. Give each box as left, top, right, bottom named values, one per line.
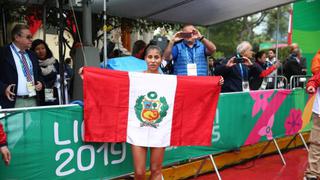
left=83, top=67, right=221, bottom=147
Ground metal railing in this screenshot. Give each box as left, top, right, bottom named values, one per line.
left=55, top=73, right=71, bottom=105
left=260, top=75, right=288, bottom=90
left=289, top=75, right=312, bottom=89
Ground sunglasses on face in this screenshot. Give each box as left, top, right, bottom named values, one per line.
left=19, top=34, right=33, bottom=40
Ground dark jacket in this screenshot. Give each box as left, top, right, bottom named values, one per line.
left=214, top=58, right=259, bottom=93
left=38, top=58, right=60, bottom=105
left=249, top=61, right=277, bottom=90
left=0, top=44, right=43, bottom=108
left=249, top=62, right=265, bottom=90
left=284, top=54, right=306, bottom=82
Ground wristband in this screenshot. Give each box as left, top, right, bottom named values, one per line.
left=199, top=36, right=205, bottom=41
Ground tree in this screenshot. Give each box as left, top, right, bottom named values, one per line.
left=263, top=5, right=290, bottom=42
left=205, top=4, right=290, bottom=58
left=206, top=12, right=267, bottom=57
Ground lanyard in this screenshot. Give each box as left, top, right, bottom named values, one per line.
left=239, top=63, right=244, bottom=79
left=239, top=63, right=248, bottom=81
left=11, top=44, right=34, bottom=81
left=185, top=48, right=196, bottom=63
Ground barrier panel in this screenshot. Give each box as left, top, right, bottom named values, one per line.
left=0, top=89, right=314, bottom=179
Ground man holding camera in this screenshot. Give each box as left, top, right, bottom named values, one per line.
left=163, top=24, right=216, bottom=76
left=214, top=41, right=259, bottom=93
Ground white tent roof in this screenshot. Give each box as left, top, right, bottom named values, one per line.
left=94, top=0, right=295, bottom=26
left=15, top=0, right=295, bottom=26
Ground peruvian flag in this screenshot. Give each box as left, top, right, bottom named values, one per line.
left=83, top=67, right=221, bottom=147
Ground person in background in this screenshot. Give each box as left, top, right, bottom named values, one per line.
left=112, top=49, right=123, bottom=58
left=30, top=39, right=60, bottom=105
left=214, top=41, right=258, bottom=93
left=249, top=51, right=280, bottom=90
left=163, top=24, right=216, bottom=76
left=284, top=43, right=306, bottom=83
left=0, top=24, right=43, bottom=108
left=64, top=57, right=74, bottom=99
left=208, top=56, right=215, bottom=76
left=0, top=122, right=10, bottom=166
left=290, top=43, right=307, bottom=73
left=266, top=49, right=277, bottom=66
left=132, top=40, right=147, bottom=60
left=305, top=71, right=320, bottom=180
left=99, top=40, right=115, bottom=62
left=267, top=48, right=283, bottom=76
left=265, top=49, right=283, bottom=89
left=64, top=58, right=74, bottom=78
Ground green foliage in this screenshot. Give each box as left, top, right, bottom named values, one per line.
left=207, top=4, right=291, bottom=58
left=264, top=6, right=290, bottom=41
left=278, top=46, right=291, bottom=63
left=212, top=51, right=225, bottom=59
left=208, top=20, right=242, bottom=56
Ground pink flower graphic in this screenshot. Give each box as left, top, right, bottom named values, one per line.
left=245, top=90, right=291, bottom=145
left=258, top=115, right=274, bottom=140
left=250, top=91, right=274, bottom=117
left=285, top=109, right=302, bottom=136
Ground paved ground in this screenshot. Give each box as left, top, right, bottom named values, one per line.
left=192, top=147, right=308, bottom=180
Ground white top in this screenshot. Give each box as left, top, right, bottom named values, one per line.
left=313, top=88, right=320, bottom=114
left=266, top=57, right=277, bottom=77
left=10, top=43, right=32, bottom=96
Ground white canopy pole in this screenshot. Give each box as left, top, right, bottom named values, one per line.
left=103, top=0, right=108, bottom=68
left=274, top=7, right=280, bottom=88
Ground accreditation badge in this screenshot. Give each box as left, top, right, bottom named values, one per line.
left=187, top=63, right=197, bottom=76
left=278, top=80, right=284, bottom=88
left=44, top=88, right=55, bottom=102
left=242, top=81, right=250, bottom=92
left=260, top=78, right=267, bottom=90
left=26, top=81, right=36, bottom=97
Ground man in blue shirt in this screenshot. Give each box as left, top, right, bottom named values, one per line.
left=163, top=25, right=216, bottom=76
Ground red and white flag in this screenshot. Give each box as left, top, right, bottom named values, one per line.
left=83, top=67, right=221, bottom=147
left=287, top=8, right=293, bottom=45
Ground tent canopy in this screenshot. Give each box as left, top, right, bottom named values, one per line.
left=93, top=0, right=294, bottom=26
left=15, top=0, right=294, bottom=26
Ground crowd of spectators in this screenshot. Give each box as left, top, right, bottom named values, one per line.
left=0, top=23, right=314, bottom=177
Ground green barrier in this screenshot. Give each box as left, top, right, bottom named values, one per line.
left=0, top=89, right=313, bottom=179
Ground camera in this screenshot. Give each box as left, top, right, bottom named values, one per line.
left=179, top=32, right=192, bottom=38
left=235, top=54, right=243, bottom=63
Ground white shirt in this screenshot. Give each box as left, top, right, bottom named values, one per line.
left=266, top=57, right=278, bottom=78
left=313, top=88, right=320, bottom=114
left=10, top=43, right=33, bottom=96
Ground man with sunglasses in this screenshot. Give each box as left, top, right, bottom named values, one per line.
left=0, top=24, right=43, bottom=108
